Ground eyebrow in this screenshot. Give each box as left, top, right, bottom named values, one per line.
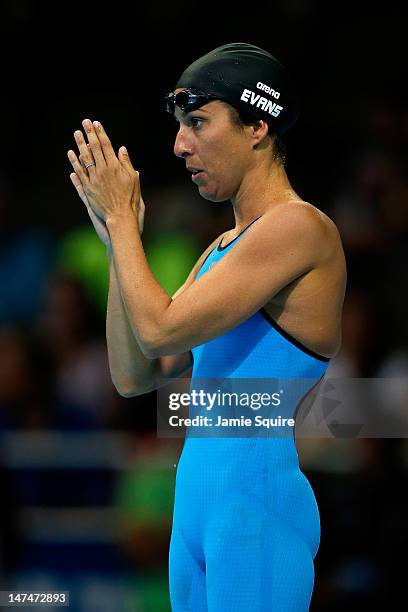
left=174, top=106, right=211, bottom=121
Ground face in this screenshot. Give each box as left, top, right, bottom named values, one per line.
left=173, top=97, right=253, bottom=202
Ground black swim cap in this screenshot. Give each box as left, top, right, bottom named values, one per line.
left=175, top=42, right=300, bottom=135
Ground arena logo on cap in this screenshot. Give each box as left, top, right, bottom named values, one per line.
left=256, top=82, right=281, bottom=99
left=240, top=88, right=283, bottom=118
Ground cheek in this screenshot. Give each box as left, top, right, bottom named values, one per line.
left=215, top=151, right=244, bottom=187
left=200, top=129, right=247, bottom=190
left=208, top=142, right=241, bottom=176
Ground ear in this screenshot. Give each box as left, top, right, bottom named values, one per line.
left=251, top=120, right=270, bottom=148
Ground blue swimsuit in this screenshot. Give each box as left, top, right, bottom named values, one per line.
left=169, top=219, right=330, bottom=611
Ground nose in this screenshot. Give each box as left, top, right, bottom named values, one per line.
left=173, top=126, right=193, bottom=158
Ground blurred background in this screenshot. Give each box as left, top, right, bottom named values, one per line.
left=0, top=0, right=407, bottom=610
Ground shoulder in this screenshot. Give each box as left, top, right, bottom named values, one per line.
left=259, top=200, right=342, bottom=256
left=230, top=201, right=344, bottom=274
left=295, top=201, right=344, bottom=259
left=261, top=200, right=331, bottom=231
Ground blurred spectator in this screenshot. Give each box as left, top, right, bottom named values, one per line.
left=326, top=287, right=375, bottom=377
left=329, top=148, right=392, bottom=254
left=377, top=171, right=408, bottom=342
left=114, top=432, right=182, bottom=612
left=54, top=225, right=110, bottom=317
left=35, top=274, right=114, bottom=430
left=0, top=173, right=54, bottom=326
left=0, top=326, right=53, bottom=430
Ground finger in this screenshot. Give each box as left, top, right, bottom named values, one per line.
left=79, top=144, right=96, bottom=172
left=73, top=129, right=96, bottom=170
left=70, top=171, right=86, bottom=193
left=92, top=120, right=118, bottom=164
left=68, top=149, right=89, bottom=184
left=82, top=118, right=109, bottom=167
left=70, top=172, right=81, bottom=189
left=70, top=172, right=89, bottom=206
left=70, top=173, right=103, bottom=225
left=118, top=145, right=137, bottom=175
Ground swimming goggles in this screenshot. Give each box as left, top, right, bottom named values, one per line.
left=163, top=88, right=218, bottom=114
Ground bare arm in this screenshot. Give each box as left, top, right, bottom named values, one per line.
left=107, top=255, right=191, bottom=396
left=69, top=146, right=221, bottom=397
left=107, top=236, right=221, bottom=397
left=106, top=204, right=324, bottom=358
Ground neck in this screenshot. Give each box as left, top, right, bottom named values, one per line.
left=230, top=155, right=300, bottom=231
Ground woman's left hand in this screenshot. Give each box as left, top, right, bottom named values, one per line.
left=67, top=119, right=141, bottom=225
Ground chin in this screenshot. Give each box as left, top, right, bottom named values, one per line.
left=198, top=186, right=232, bottom=203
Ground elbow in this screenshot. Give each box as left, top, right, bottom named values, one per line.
left=140, top=343, right=168, bottom=360
left=139, top=341, right=159, bottom=360
left=139, top=318, right=185, bottom=359
left=117, top=388, right=137, bottom=398
left=114, top=384, right=151, bottom=398
left=111, top=377, right=152, bottom=398
left=140, top=336, right=182, bottom=359
left=139, top=330, right=175, bottom=360
left=112, top=380, right=137, bottom=398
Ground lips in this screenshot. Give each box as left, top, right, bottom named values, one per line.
left=187, top=166, right=205, bottom=183
left=187, top=166, right=203, bottom=175
left=191, top=171, right=204, bottom=183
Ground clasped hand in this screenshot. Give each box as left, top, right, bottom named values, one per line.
left=67, top=118, right=142, bottom=227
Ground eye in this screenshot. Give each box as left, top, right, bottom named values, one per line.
left=190, top=117, right=204, bottom=128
